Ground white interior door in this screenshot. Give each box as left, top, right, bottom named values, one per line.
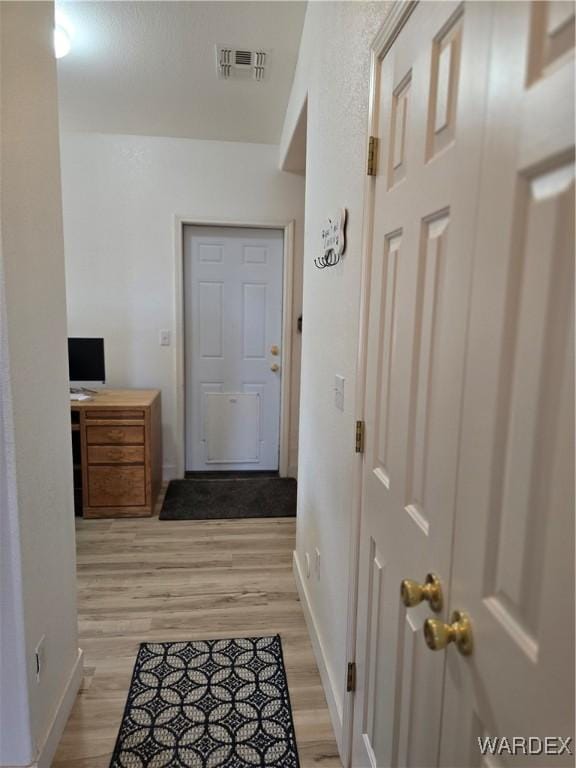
left=440, top=3, right=575, bottom=765
left=352, top=4, right=493, bottom=765
left=184, top=226, right=283, bottom=472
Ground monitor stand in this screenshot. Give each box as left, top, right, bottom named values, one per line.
left=70, top=386, right=99, bottom=395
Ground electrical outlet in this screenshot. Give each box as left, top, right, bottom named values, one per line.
left=159, top=330, right=171, bottom=347
left=334, top=375, right=345, bottom=411
left=314, top=548, right=321, bottom=579
left=35, top=635, right=45, bottom=683
left=305, top=552, right=311, bottom=578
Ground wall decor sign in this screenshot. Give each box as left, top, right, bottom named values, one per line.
left=315, top=208, right=347, bottom=269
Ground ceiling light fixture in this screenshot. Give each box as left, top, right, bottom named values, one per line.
left=54, top=10, right=72, bottom=59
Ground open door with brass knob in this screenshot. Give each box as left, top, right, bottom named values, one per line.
left=400, top=573, right=443, bottom=613
left=351, top=3, right=574, bottom=764
left=349, top=5, right=497, bottom=765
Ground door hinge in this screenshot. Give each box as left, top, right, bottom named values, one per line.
left=367, top=135, right=379, bottom=176
left=346, top=661, right=357, bottom=693
left=355, top=420, right=365, bottom=454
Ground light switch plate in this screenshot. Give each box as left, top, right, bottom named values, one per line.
left=159, top=330, right=171, bottom=347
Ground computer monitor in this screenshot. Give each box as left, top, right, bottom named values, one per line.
left=68, top=338, right=105, bottom=384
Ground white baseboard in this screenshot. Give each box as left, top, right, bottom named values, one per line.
left=162, top=463, right=178, bottom=481
left=35, top=648, right=83, bottom=768
left=287, top=463, right=298, bottom=479
left=292, top=551, right=344, bottom=756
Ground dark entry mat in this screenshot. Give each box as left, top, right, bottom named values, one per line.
left=159, top=477, right=297, bottom=520
left=109, top=635, right=300, bottom=767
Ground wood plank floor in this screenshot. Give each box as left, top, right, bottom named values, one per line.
left=53, top=491, right=341, bottom=768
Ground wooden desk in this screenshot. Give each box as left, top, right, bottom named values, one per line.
left=71, top=389, right=162, bottom=518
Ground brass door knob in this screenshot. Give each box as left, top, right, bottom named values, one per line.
left=270, top=363, right=280, bottom=372
left=423, top=610, right=473, bottom=656
left=271, top=345, right=279, bottom=356
left=400, top=573, right=443, bottom=613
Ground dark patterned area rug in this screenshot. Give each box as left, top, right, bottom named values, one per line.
left=159, top=478, right=297, bottom=521
left=110, top=636, right=300, bottom=768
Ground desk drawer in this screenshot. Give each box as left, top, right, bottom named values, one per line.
left=86, top=425, right=144, bottom=445
left=86, top=410, right=145, bottom=421
left=88, top=466, right=146, bottom=507
left=87, top=445, right=145, bottom=465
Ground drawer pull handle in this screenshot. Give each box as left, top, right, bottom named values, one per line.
left=107, top=430, right=125, bottom=440
left=107, top=449, right=124, bottom=459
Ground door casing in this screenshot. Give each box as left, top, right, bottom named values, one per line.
left=173, top=216, right=296, bottom=479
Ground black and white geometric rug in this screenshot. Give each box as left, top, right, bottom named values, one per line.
left=110, top=635, right=300, bottom=768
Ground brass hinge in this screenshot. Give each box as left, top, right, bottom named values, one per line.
left=355, top=420, right=365, bottom=454
left=346, top=661, right=357, bottom=693
left=367, top=135, right=379, bottom=176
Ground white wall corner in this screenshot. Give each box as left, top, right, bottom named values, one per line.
left=35, top=648, right=83, bottom=768
left=279, top=95, right=307, bottom=175
left=292, top=550, right=344, bottom=757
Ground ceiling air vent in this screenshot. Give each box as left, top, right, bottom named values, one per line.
left=216, top=45, right=269, bottom=82
left=235, top=50, right=252, bottom=66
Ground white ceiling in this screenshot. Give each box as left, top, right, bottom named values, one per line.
left=57, top=1, right=306, bottom=144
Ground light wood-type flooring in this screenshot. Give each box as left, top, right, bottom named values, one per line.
left=53, top=489, right=341, bottom=767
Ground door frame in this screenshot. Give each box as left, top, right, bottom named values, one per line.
left=342, top=2, right=418, bottom=763
left=173, top=216, right=296, bottom=479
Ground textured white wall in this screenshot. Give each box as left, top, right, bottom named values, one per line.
left=0, top=255, right=33, bottom=766
left=0, top=2, right=80, bottom=764
left=280, top=0, right=391, bottom=737
left=60, top=134, right=305, bottom=478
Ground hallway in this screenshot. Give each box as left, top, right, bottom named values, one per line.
left=2, top=3, right=573, bottom=766
left=53, top=493, right=340, bottom=767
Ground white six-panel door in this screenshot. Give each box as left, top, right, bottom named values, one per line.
left=440, top=3, right=575, bottom=765
left=352, top=4, right=493, bottom=764
left=353, top=2, right=574, bottom=766
left=184, top=226, right=283, bottom=472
